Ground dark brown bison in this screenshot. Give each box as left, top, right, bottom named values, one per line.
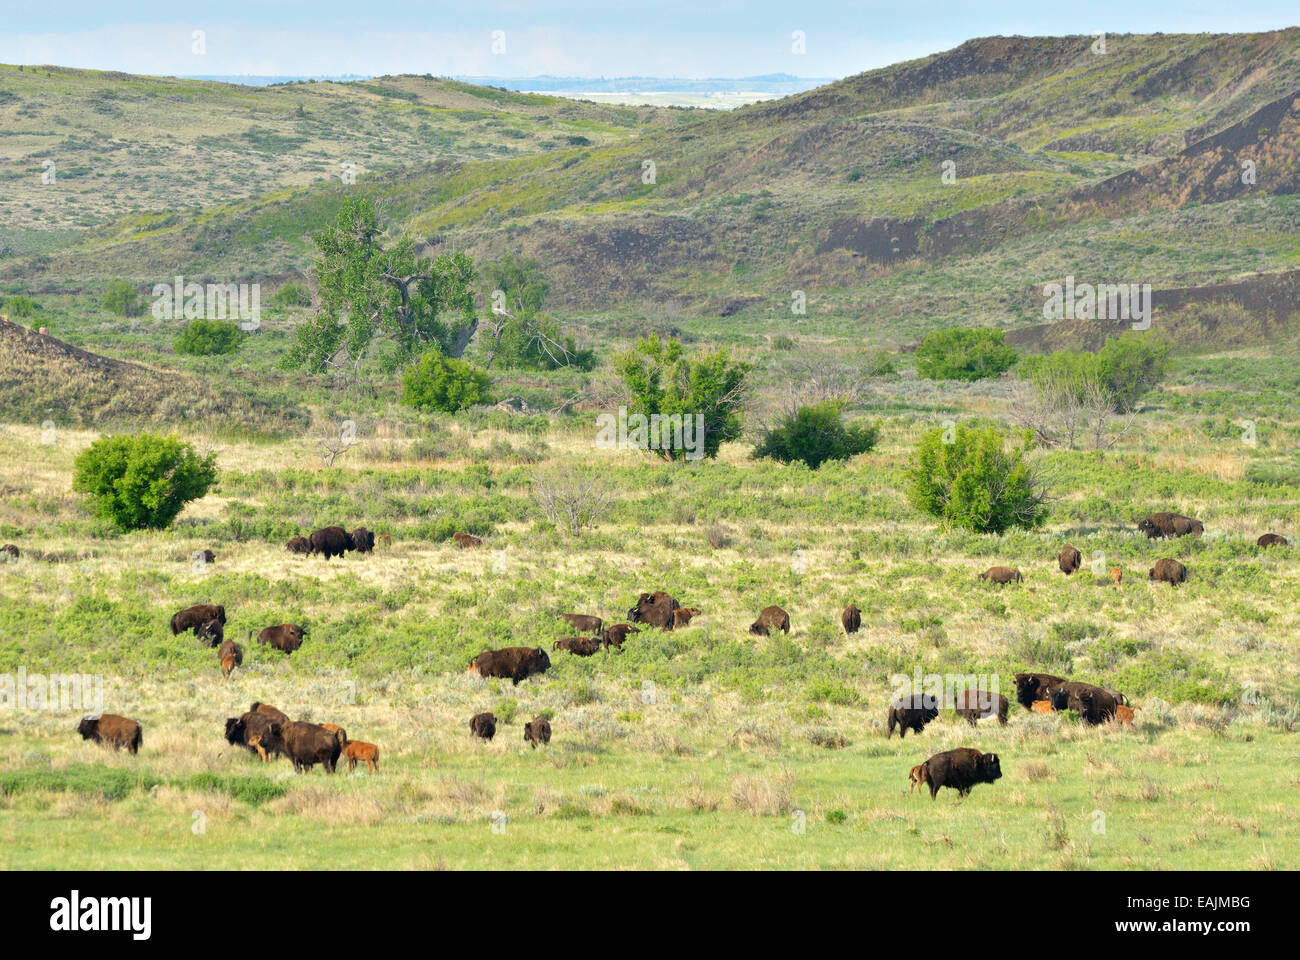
left=217, top=638, right=243, bottom=666
left=342, top=739, right=379, bottom=772
left=1258, top=533, right=1288, bottom=547
left=0, top=543, right=19, bottom=560
left=627, top=591, right=680, bottom=630
left=1049, top=682, right=1124, bottom=725
left=887, top=694, right=939, bottom=739
left=452, top=532, right=482, bottom=549
left=672, top=607, right=701, bottom=628
left=77, top=714, right=142, bottom=754
left=561, top=613, right=603, bottom=634
left=470, top=712, right=497, bottom=740
left=351, top=527, right=375, bottom=553
left=468, top=647, right=551, bottom=685
left=523, top=717, right=552, bottom=749
left=250, top=701, right=290, bottom=724
left=979, top=566, right=1022, bottom=585
left=197, top=549, right=216, bottom=563
left=195, top=618, right=224, bottom=648
left=308, top=526, right=355, bottom=560
left=841, top=604, right=861, bottom=634
left=1137, top=513, right=1204, bottom=539
left=272, top=721, right=342, bottom=773
left=1059, top=544, right=1081, bottom=575
left=170, top=603, right=226, bottom=636
left=1148, top=557, right=1187, bottom=586
left=953, top=690, right=1009, bottom=727
left=225, top=711, right=281, bottom=761
left=601, top=623, right=641, bottom=648
left=919, top=748, right=1002, bottom=799
left=286, top=536, right=310, bottom=554
left=749, top=605, right=790, bottom=636
left=553, top=636, right=603, bottom=656
left=256, top=623, right=305, bottom=653
left=1013, top=673, right=1066, bottom=710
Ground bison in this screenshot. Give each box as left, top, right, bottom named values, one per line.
left=1030, top=699, right=1055, bottom=714
left=842, top=604, right=861, bottom=634
left=217, top=639, right=243, bottom=667
left=351, top=527, right=375, bottom=554
left=887, top=694, right=939, bottom=739
left=250, top=701, right=290, bottom=724
left=308, top=526, right=354, bottom=560
left=1059, top=544, right=1081, bottom=575
left=919, top=748, right=1002, bottom=799
left=749, top=605, right=790, bottom=636
left=672, top=607, right=702, bottom=628
left=627, top=591, right=680, bottom=630
left=1013, top=672, right=1066, bottom=710
left=221, top=651, right=238, bottom=678
left=523, top=717, right=552, bottom=749
left=274, top=721, right=342, bottom=773
left=452, top=532, right=482, bottom=549
left=1148, top=557, right=1187, bottom=587
left=1114, top=705, right=1138, bottom=727
left=561, top=613, right=603, bottom=635
left=553, top=636, right=602, bottom=656
left=601, top=623, right=641, bottom=648
left=1137, top=512, right=1203, bottom=539
left=953, top=690, right=1009, bottom=727
left=470, top=712, right=497, bottom=740
left=0, top=543, right=19, bottom=560
left=979, top=566, right=1022, bottom=585
left=1111, top=567, right=1123, bottom=585
left=908, top=764, right=928, bottom=794
left=319, top=723, right=348, bottom=744
left=468, top=647, right=551, bottom=685
left=77, top=714, right=142, bottom=754
left=170, top=603, right=226, bottom=636
left=195, top=618, right=224, bottom=648
left=256, top=623, right=305, bottom=653
left=225, top=711, right=281, bottom=761
left=1049, top=682, right=1123, bottom=725
left=342, top=739, right=379, bottom=773
left=1257, top=533, right=1288, bottom=547
left=286, top=536, right=310, bottom=554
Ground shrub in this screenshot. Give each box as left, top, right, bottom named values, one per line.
left=269, top=282, right=311, bottom=309
left=101, top=279, right=141, bottom=317
left=174, top=319, right=243, bottom=356
left=1020, top=333, right=1169, bottom=412
left=72, top=434, right=218, bottom=531
left=401, top=351, right=493, bottom=413
left=905, top=423, right=1049, bottom=534
left=914, top=328, right=1019, bottom=381
left=2, top=294, right=36, bottom=319
left=753, top=402, right=878, bottom=469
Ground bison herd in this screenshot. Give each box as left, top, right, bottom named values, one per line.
left=168, top=602, right=306, bottom=676
left=222, top=701, right=378, bottom=773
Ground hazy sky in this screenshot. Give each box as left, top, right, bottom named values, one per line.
left=2, top=1, right=1297, bottom=79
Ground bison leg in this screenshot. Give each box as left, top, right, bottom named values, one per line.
left=928, top=781, right=939, bottom=800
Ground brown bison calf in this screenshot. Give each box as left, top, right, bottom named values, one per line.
left=523, top=717, right=552, bottom=749
left=1258, top=533, right=1288, bottom=547
left=920, top=748, right=1002, bottom=800
left=1148, top=558, right=1187, bottom=587
left=1030, top=699, right=1055, bottom=714
left=1059, top=544, right=1082, bottom=575
left=672, top=607, right=702, bottom=628
left=561, top=613, right=603, bottom=634
left=452, top=532, right=482, bottom=549
left=286, top=536, right=310, bottom=554
left=217, top=639, right=243, bottom=668
left=468, top=647, right=551, bottom=685
left=749, top=605, right=790, bottom=636
left=220, top=652, right=237, bottom=678
left=841, top=604, right=861, bottom=634
left=1111, top=567, right=1123, bottom=585
left=257, top=623, right=305, bottom=653
left=470, top=712, right=497, bottom=740
left=342, top=739, right=379, bottom=772
left=1114, top=705, right=1137, bottom=727
left=601, top=623, right=641, bottom=648
left=77, top=714, right=142, bottom=754
left=908, top=764, right=928, bottom=794
left=170, top=603, right=226, bottom=636
left=979, top=566, right=1022, bottom=585
left=953, top=690, right=1009, bottom=727
left=553, top=636, right=602, bottom=656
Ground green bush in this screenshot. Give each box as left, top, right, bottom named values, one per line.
left=101, top=279, right=141, bottom=317
left=753, top=402, right=878, bottom=469
left=401, top=351, right=493, bottom=413
left=905, top=423, right=1048, bottom=534
left=269, top=282, right=311, bottom=308
left=914, top=327, right=1019, bottom=381
left=174, top=319, right=243, bottom=356
left=1020, top=333, right=1169, bottom=411
left=2, top=294, right=36, bottom=319
left=72, top=434, right=218, bottom=530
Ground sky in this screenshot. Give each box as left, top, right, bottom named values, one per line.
left=1, top=1, right=1297, bottom=80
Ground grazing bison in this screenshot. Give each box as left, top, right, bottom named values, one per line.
left=1148, top=557, right=1187, bottom=587
left=561, top=613, right=603, bottom=635
left=0, top=543, right=19, bottom=560
left=308, top=526, right=354, bottom=560
left=979, top=566, right=1022, bottom=585
left=170, top=603, right=226, bottom=636
left=953, top=690, right=1009, bottom=727
left=1258, top=533, right=1288, bottom=547
left=452, top=532, right=482, bottom=549
left=286, top=536, right=310, bottom=554
left=1137, top=512, right=1203, bottom=540
left=627, top=591, right=681, bottom=630
left=749, top=605, right=791, bottom=636
left=1030, top=699, right=1055, bottom=714
left=601, top=623, right=641, bottom=649
left=77, top=714, right=142, bottom=754
left=908, top=764, right=928, bottom=794
left=842, top=604, right=862, bottom=634
left=257, top=623, right=305, bottom=654
left=553, top=636, right=602, bottom=656
left=1111, top=567, right=1123, bottom=585
left=195, top=618, right=224, bottom=648
left=468, top=647, right=551, bottom=685
left=225, top=711, right=281, bottom=761
left=1049, top=682, right=1123, bottom=725
left=523, top=717, right=552, bottom=749
left=887, top=694, right=940, bottom=739
left=342, top=739, right=379, bottom=773
left=1013, top=673, right=1066, bottom=710
left=470, top=712, right=497, bottom=740
left=919, top=748, right=1002, bottom=800
left=1058, top=544, right=1082, bottom=575
left=221, top=651, right=238, bottom=678
left=251, top=701, right=290, bottom=724
left=672, top=607, right=702, bottom=629
left=351, top=527, right=375, bottom=554
left=273, top=721, right=342, bottom=773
